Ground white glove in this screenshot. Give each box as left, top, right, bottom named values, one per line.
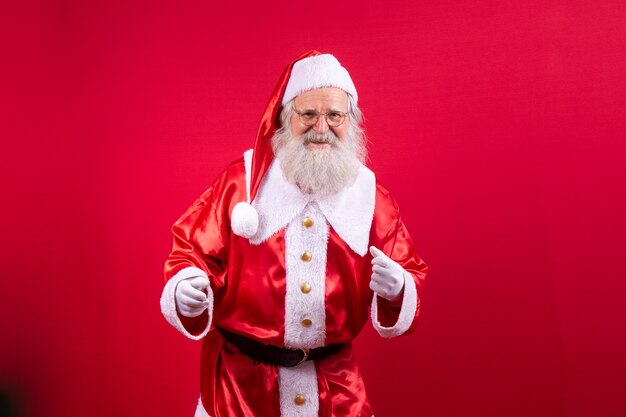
left=175, top=276, right=210, bottom=318
left=369, top=246, right=405, bottom=301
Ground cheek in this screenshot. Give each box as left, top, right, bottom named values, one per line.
left=290, top=119, right=307, bottom=137
left=333, top=125, right=349, bottom=141
left=291, top=126, right=303, bottom=137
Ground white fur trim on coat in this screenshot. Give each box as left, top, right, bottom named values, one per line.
left=160, top=266, right=213, bottom=340
left=282, top=54, right=358, bottom=105
left=247, top=156, right=375, bottom=256
left=278, top=362, right=320, bottom=417
left=371, top=269, right=418, bottom=338
left=284, top=202, right=329, bottom=349
left=194, top=398, right=211, bottom=417
left=193, top=395, right=373, bottom=417
left=316, top=164, right=375, bottom=256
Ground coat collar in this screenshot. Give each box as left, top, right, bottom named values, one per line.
left=243, top=149, right=375, bottom=256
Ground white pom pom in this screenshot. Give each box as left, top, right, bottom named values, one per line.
left=231, top=202, right=259, bottom=238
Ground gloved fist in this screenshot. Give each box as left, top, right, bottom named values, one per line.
left=369, top=246, right=405, bottom=301
left=175, top=276, right=210, bottom=318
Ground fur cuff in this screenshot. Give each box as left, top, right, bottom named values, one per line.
left=160, top=266, right=213, bottom=340
left=371, top=269, right=418, bottom=338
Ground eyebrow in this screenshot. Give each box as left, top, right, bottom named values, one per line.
left=296, top=105, right=348, bottom=112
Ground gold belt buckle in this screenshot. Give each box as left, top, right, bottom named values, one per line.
left=296, top=348, right=310, bottom=366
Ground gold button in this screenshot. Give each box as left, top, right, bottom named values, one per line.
left=294, top=395, right=306, bottom=405
left=300, top=282, right=312, bottom=294
left=300, top=251, right=312, bottom=262
left=302, top=217, right=314, bottom=228
left=301, top=318, right=313, bottom=327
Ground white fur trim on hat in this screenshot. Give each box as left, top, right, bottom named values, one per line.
left=231, top=202, right=259, bottom=238
left=282, top=54, right=358, bottom=105
left=231, top=149, right=259, bottom=238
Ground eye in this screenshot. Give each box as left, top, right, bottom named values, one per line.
left=327, top=112, right=343, bottom=122
left=300, top=111, right=318, bottom=121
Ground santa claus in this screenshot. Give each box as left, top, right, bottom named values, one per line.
left=160, top=50, right=427, bottom=417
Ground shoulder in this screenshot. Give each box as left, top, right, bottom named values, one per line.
left=219, top=156, right=246, bottom=183
left=369, top=179, right=404, bottom=245
left=374, top=180, right=401, bottom=219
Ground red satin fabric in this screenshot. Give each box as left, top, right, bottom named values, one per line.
left=199, top=330, right=373, bottom=417
left=249, top=50, right=321, bottom=203
left=164, top=158, right=427, bottom=416
left=200, top=330, right=281, bottom=417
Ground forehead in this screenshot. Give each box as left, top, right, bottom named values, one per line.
left=294, top=87, right=348, bottom=110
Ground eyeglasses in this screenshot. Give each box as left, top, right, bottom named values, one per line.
left=294, top=108, right=348, bottom=127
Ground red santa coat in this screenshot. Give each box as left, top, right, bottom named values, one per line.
left=160, top=150, right=427, bottom=417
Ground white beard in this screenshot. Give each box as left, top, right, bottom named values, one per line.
left=272, top=128, right=363, bottom=196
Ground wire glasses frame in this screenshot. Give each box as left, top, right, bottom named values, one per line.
left=294, top=108, right=349, bottom=127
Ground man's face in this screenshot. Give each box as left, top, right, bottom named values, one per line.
left=290, top=87, right=349, bottom=148
left=273, top=86, right=362, bottom=196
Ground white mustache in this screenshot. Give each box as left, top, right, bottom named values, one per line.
left=302, top=130, right=339, bottom=145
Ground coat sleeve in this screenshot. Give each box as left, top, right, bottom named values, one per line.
left=370, top=186, right=428, bottom=338
left=160, top=162, right=245, bottom=340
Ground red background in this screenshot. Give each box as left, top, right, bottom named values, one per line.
left=2, top=1, right=626, bottom=416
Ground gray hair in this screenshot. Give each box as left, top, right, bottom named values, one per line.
left=274, top=94, right=367, bottom=163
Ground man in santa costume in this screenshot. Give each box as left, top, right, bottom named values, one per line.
left=160, top=50, right=427, bottom=417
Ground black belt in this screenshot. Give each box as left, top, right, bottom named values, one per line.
left=216, top=326, right=344, bottom=367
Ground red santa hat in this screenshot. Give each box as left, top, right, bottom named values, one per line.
left=231, top=50, right=358, bottom=238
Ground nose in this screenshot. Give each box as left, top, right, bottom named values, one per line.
left=312, top=114, right=330, bottom=133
